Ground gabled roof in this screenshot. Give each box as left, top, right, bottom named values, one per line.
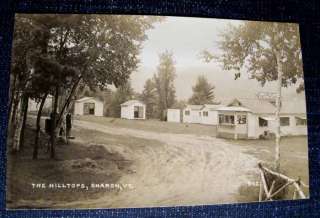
left=184, top=105, right=204, bottom=110
left=121, top=100, right=145, bottom=106
left=202, top=104, right=225, bottom=111
left=227, top=98, right=276, bottom=114
left=227, top=98, right=306, bottom=114
left=76, top=97, right=102, bottom=103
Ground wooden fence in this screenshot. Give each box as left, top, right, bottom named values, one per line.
left=258, top=163, right=308, bottom=201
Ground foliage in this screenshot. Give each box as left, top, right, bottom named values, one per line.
left=188, top=75, right=215, bottom=105
left=140, top=79, right=157, bottom=118
left=153, top=51, right=176, bottom=120
left=10, top=14, right=161, bottom=156
left=204, top=21, right=304, bottom=91
left=109, top=81, right=134, bottom=117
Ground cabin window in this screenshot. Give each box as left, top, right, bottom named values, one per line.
left=203, top=111, right=208, bottom=117
left=259, top=117, right=268, bottom=127
left=185, top=110, right=190, bottom=116
left=280, top=117, right=290, bottom=126
left=219, top=114, right=224, bottom=124
left=237, top=115, right=247, bottom=124
left=295, top=117, right=307, bottom=126
left=219, top=114, right=234, bottom=124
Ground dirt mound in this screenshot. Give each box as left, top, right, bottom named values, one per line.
left=61, top=157, right=120, bottom=175
left=66, top=158, right=100, bottom=169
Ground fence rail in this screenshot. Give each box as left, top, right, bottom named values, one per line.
left=258, top=163, right=308, bottom=201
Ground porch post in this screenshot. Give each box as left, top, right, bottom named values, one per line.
left=234, top=112, right=238, bottom=140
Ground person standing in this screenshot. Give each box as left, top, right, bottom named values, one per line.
left=66, top=113, right=72, bottom=141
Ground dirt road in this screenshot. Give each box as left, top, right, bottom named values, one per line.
left=62, top=119, right=259, bottom=208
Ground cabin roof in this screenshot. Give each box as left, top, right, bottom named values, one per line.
left=280, top=100, right=306, bottom=114
left=217, top=106, right=251, bottom=112
left=226, top=98, right=306, bottom=114
left=76, top=97, right=102, bottom=103
left=227, top=98, right=275, bottom=114
left=185, top=105, right=204, bottom=110
left=202, top=104, right=225, bottom=110
left=121, top=100, right=145, bottom=106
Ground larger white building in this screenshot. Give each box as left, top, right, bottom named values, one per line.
left=217, top=98, right=307, bottom=139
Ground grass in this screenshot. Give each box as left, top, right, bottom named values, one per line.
left=6, top=120, right=163, bottom=209
left=229, top=136, right=309, bottom=202
left=8, top=115, right=309, bottom=206
left=77, top=115, right=217, bottom=137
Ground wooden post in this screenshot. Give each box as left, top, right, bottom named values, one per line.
left=259, top=180, right=264, bottom=201
left=259, top=168, right=270, bottom=199
left=234, top=112, right=238, bottom=140
left=258, top=163, right=307, bottom=200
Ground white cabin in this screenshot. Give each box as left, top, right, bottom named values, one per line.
left=167, top=109, right=181, bottom=123
left=121, top=100, right=146, bottom=120
left=183, top=105, right=203, bottom=124
left=74, top=97, right=104, bottom=116
left=201, top=104, right=224, bottom=125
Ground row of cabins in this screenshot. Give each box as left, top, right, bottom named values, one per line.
left=30, top=96, right=306, bottom=140
left=168, top=98, right=307, bottom=139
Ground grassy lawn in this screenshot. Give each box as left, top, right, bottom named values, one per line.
left=77, top=115, right=217, bottom=137
left=227, top=136, right=309, bottom=202
left=6, top=120, right=163, bottom=208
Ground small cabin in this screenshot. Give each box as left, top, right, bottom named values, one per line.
left=74, top=97, right=104, bottom=116
left=121, top=100, right=146, bottom=120
left=167, top=109, right=181, bottom=123
left=200, top=104, right=224, bottom=125
left=182, top=105, right=203, bottom=124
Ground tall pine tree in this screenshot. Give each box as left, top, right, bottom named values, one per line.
left=188, top=75, right=215, bottom=105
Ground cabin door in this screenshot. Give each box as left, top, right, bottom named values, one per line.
left=84, top=103, right=95, bottom=115
left=134, top=106, right=144, bottom=118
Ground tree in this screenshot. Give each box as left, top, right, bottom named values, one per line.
left=204, top=21, right=303, bottom=171
left=109, top=81, right=134, bottom=117
left=9, top=15, right=48, bottom=153
left=141, top=79, right=157, bottom=118
left=188, top=75, right=215, bottom=105
left=153, top=51, right=176, bottom=120
left=10, top=14, right=160, bottom=158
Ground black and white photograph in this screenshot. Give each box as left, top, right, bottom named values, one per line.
left=6, top=14, right=309, bottom=209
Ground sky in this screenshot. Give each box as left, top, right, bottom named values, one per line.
left=130, top=16, right=305, bottom=103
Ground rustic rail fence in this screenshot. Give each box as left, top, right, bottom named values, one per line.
left=258, top=163, right=308, bottom=201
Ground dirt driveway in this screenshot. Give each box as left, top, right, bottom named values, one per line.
left=63, top=119, right=259, bottom=208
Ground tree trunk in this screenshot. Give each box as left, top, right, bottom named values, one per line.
left=33, top=93, right=48, bottom=160
left=56, top=76, right=82, bottom=127
left=50, top=86, right=59, bottom=159
left=12, top=95, right=24, bottom=153
left=275, top=51, right=283, bottom=172
left=19, top=95, right=29, bottom=150
left=9, top=91, right=20, bottom=142
left=8, top=74, right=17, bottom=125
